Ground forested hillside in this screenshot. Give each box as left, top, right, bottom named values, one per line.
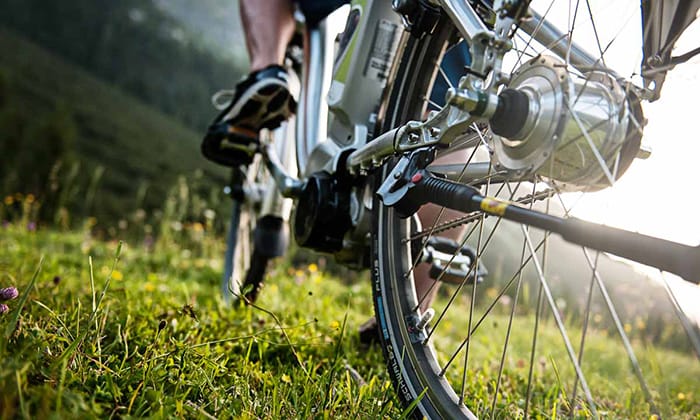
left=0, top=0, right=246, bottom=130
left=0, top=1, right=250, bottom=226
left=0, top=29, right=228, bottom=226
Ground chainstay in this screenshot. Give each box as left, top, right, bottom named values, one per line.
left=404, top=188, right=555, bottom=242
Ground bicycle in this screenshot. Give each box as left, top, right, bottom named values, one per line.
left=219, top=0, right=700, bottom=418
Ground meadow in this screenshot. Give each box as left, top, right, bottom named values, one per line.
left=1, top=201, right=698, bottom=418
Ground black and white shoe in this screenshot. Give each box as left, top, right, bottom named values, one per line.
left=202, top=65, right=296, bottom=167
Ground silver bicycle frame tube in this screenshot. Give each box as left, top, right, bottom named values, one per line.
left=438, top=0, right=489, bottom=39
left=520, top=8, right=602, bottom=73
left=270, top=0, right=604, bottom=187
left=296, top=22, right=334, bottom=173
left=440, top=0, right=601, bottom=75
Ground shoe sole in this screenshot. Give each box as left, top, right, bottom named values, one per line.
left=223, top=76, right=295, bottom=131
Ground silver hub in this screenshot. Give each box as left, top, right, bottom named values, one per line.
left=491, top=55, right=637, bottom=190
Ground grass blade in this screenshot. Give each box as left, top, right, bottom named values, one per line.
left=4, top=256, right=43, bottom=339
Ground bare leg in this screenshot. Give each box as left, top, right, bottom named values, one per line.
left=415, top=150, right=471, bottom=313
left=415, top=205, right=465, bottom=313
left=240, top=0, right=296, bottom=71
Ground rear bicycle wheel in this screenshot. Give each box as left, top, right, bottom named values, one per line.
left=372, top=3, right=700, bottom=419
left=222, top=157, right=276, bottom=304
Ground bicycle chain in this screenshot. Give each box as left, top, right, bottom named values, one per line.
left=405, top=187, right=556, bottom=242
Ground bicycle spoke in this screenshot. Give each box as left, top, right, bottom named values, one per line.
left=438, top=65, right=455, bottom=91
left=569, top=250, right=598, bottom=413
left=580, top=247, right=658, bottom=415
left=438, top=236, right=547, bottom=376
left=511, top=0, right=557, bottom=72
left=583, top=0, right=606, bottom=67
left=523, top=263, right=543, bottom=419
left=522, top=226, right=598, bottom=417
left=660, top=272, right=700, bottom=360
left=565, top=103, right=617, bottom=186
left=564, top=0, right=581, bottom=68
left=460, top=214, right=484, bottom=404
left=423, top=181, right=518, bottom=341
left=490, top=182, right=538, bottom=413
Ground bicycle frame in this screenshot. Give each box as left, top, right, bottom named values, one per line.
left=266, top=0, right=607, bottom=188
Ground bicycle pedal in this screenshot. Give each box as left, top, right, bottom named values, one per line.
left=202, top=122, right=260, bottom=167
left=423, top=237, right=487, bottom=284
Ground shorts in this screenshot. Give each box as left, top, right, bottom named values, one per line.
left=296, top=0, right=349, bottom=26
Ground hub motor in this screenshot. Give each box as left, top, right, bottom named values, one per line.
left=489, top=55, right=644, bottom=190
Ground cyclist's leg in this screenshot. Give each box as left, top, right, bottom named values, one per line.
left=202, top=0, right=296, bottom=167
left=240, top=0, right=295, bottom=72
left=414, top=151, right=473, bottom=313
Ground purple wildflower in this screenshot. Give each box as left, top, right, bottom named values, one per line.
left=0, top=286, right=18, bottom=301
left=26, top=221, right=36, bottom=231
left=0, top=304, right=8, bottom=314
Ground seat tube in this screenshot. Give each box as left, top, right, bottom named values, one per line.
left=296, top=21, right=334, bottom=173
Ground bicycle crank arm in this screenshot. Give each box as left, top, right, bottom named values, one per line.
left=261, top=143, right=304, bottom=198
left=378, top=168, right=700, bottom=284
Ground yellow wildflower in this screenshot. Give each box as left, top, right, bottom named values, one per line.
left=112, top=270, right=124, bottom=281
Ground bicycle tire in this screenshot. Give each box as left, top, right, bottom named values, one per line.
left=222, top=40, right=302, bottom=305
left=222, top=161, right=269, bottom=304
left=223, top=155, right=288, bottom=304
left=371, top=3, right=700, bottom=419
left=372, top=15, right=476, bottom=419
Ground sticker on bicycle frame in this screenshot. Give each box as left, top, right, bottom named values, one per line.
left=364, top=19, right=400, bottom=83
left=480, top=198, right=508, bottom=216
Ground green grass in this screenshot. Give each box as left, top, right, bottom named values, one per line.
left=0, top=224, right=698, bottom=418
left=0, top=224, right=400, bottom=418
